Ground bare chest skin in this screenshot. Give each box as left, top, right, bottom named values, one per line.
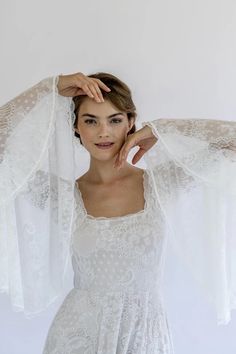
left=76, top=168, right=145, bottom=218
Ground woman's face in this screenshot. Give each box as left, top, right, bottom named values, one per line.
left=75, top=97, right=135, bottom=162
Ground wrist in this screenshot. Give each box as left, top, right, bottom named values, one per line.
left=143, top=124, right=157, bottom=139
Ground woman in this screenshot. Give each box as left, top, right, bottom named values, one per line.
left=68, top=71, right=158, bottom=218
left=0, top=71, right=236, bottom=354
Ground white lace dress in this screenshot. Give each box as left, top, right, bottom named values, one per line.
left=1, top=76, right=236, bottom=354
left=42, top=169, right=175, bottom=354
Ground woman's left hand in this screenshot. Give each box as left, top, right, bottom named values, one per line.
left=114, top=125, right=158, bottom=169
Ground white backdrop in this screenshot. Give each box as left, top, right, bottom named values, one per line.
left=0, top=0, right=236, bottom=353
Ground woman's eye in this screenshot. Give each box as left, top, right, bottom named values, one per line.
left=111, top=118, right=122, bottom=123
left=84, top=119, right=96, bottom=124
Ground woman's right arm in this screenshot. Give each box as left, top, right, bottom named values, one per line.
left=0, top=71, right=112, bottom=319
left=0, top=72, right=111, bottom=158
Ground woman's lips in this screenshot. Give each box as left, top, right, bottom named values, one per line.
left=95, top=143, right=114, bottom=149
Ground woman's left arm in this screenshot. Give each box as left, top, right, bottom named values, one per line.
left=115, top=118, right=236, bottom=170
left=142, top=118, right=236, bottom=326
left=143, top=117, right=236, bottom=155
left=116, top=117, right=236, bottom=326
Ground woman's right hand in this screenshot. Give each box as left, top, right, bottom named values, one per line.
left=57, top=72, right=111, bottom=102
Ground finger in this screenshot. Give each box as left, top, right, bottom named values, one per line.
left=132, top=148, right=146, bottom=164
left=81, top=84, right=95, bottom=99
left=76, top=88, right=87, bottom=95
left=113, top=154, right=120, bottom=168
left=90, top=82, right=105, bottom=102
left=93, top=78, right=111, bottom=92
left=94, top=83, right=106, bottom=102
left=119, top=139, right=136, bottom=163
left=117, top=148, right=129, bottom=169
left=88, top=83, right=103, bottom=102
left=118, top=145, right=126, bottom=165
left=113, top=147, right=125, bottom=169
left=75, top=76, right=94, bottom=97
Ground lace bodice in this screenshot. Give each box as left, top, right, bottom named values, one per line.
left=71, top=168, right=167, bottom=295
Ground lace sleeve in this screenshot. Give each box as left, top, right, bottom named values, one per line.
left=0, top=76, right=77, bottom=319
left=0, top=78, right=55, bottom=159
left=141, top=118, right=236, bottom=326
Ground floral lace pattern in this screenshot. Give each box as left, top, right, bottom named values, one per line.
left=43, top=289, right=173, bottom=354
left=141, top=118, right=236, bottom=325
left=42, top=169, right=175, bottom=354
left=0, top=77, right=53, bottom=162
left=0, top=76, right=76, bottom=319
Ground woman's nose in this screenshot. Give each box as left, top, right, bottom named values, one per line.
left=98, top=123, right=110, bottom=136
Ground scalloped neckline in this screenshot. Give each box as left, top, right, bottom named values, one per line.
left=75, top=169, right=149, bottom=221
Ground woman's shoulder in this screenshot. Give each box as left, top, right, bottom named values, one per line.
left=76, top=166, right=146, bottom=184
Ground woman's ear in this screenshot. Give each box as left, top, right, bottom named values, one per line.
left=128, top=117, right=135, bottom=132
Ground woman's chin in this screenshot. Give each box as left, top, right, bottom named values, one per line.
left=90, top=150, right=118, bottom=162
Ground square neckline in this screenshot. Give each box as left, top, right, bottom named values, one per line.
left=74, top=169, right=149, bottom=221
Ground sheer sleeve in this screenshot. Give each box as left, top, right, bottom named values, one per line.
left=0, top=76, right=78, bottom=318
left=141, top=118, right=236, bottom=325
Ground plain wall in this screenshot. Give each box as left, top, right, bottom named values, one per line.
left=0, top=0, right=236, bottom=353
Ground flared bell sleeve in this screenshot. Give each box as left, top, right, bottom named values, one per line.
left=141, top=118, right=236, bottom=325
left=0, top=76, right=78, bottom=318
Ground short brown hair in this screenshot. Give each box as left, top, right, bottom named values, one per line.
left=72, top=72, right=137, bottom=145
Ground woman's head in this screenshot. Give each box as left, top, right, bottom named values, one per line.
left=72, top=72, right=137, bottom=162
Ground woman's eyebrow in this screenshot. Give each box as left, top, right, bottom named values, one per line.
left=81, top=113, right=125, bottom=118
